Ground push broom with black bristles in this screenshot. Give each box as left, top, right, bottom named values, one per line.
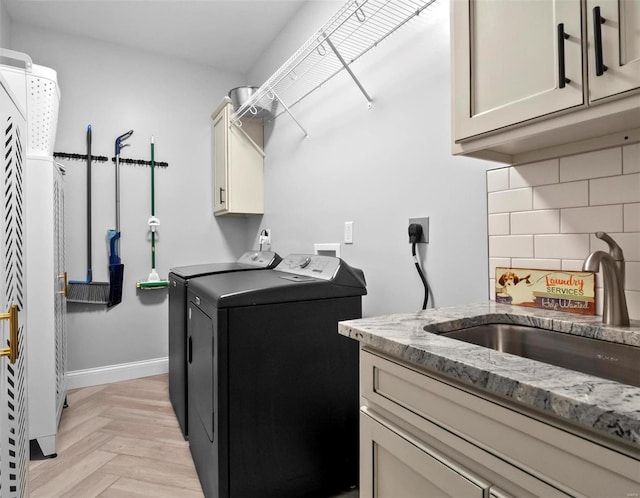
left=67, top=125, right=110, bottom=304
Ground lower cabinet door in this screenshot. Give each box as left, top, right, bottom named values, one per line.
left=360, top=409, right=489, bottom=498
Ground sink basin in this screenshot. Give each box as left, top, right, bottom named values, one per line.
left=433, top=323, right=640, bottom=387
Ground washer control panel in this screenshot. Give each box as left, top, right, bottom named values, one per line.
left=237, top=251, right=279, bottom=267
left=276, top=254, right=340, bottom=281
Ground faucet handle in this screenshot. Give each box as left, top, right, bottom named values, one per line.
left=596, top=232, right=624, bottom=261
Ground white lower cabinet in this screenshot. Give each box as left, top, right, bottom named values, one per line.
left=360, top=410, right=488, bottom=497
left=359, top=348, right=640, bottom=498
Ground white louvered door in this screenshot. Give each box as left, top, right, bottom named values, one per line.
left=0, top=73, right=29, bottom=498
left=53, top=165, right=67, bottom=425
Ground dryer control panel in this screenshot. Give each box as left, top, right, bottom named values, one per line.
left=237, top=251, right=280, bottom=267
left=276, top=254, right=341, bottom=281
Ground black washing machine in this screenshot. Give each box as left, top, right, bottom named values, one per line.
left=187, top=254, right=366, bottom=498
left=168, top=251, right=281, bottom=439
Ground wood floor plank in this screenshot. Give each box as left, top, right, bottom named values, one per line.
left=29, top=374, right=203, bottom=497
left=100, top=454, right=202, bottom=491
left=66, top=384, right=108, bottom=406
left=30, top=431, right=115, bottom=485
left=99, top=477, right=204, bottom=498
left=57, top=392, right=111, bottom=435
left=99, top=434, right=192, bottom=464
left=30, top=450, right=118, bottom=498
left=101, top=404, right=180, bottom=428
left=56, top=416, right=112, bottom=454
left=59, top=472, right=120, bottom=498
left=100, top=418, right=186, bottom=445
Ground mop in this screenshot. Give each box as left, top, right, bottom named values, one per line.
left=137, top=136, right=169, bottom=289
left=67, top=125, right=110, bottom=304
left=107, top=129, right=133, bottom=307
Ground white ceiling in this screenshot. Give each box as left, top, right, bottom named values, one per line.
left=4, top=0, right=309, bottom=74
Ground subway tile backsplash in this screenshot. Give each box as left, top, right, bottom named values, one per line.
left=487, top=143, right=640, bottom=320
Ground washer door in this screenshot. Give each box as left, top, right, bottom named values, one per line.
left=188, top=304, right=214, bottom=442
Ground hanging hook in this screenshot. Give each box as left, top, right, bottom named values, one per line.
left=354, top=0, right=366, bottom=22
left=316, top=36, right=327, bottom=56
left=249, top=105, right=258, bottom=115
left=266, top=89, right=276, bottom=100
left=289, top=69, right=298, bottom=80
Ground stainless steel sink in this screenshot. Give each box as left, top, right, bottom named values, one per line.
left=435, top=323, right=640, bottom=387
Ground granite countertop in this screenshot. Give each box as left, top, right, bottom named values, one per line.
left=338, top=302, right=640, bottom=449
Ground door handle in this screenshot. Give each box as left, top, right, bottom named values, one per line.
left=0, top=304, right=19, bottom=364
left=557, top=24, right=571, bottom=88
left=593, top=6, right=608, bottom=76
left=219, top=187, right=226, bottom=204
left=57, top=271, right=68, bottom=297
left=188, top=336, right=193, bottom=364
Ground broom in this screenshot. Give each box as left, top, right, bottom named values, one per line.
left=137, top=136, right=169, bottom=290
left=67, top=125, right=110, bottom=304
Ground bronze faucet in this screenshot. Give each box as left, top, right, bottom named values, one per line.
left=583, top=232, right=629, bottom=326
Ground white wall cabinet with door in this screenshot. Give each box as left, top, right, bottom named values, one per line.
left=359, top=349, right=640, bottom=497
left=0, top=54, right=66, bottom=458
left=211, top=97, right=264, bottom=216
left=0, top=67, right=29, bottom=498
left=25, top=158, right=67, bottom=457
left=452, top=0, right=640, bottom=164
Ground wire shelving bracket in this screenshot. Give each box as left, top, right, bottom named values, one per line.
left=230, top=0, right=437, bottom=137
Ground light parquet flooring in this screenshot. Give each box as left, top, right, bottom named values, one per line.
left=29, top=374, right=204, bottom=498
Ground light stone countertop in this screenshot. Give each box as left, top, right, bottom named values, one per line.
left=338, top=302, right=640, bottom=449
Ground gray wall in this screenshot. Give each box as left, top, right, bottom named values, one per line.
left=247, top=0, right=497, bottom=316
left=11, top=23, right=251, bottom=370
left=0, top=0, right=11, bottom=48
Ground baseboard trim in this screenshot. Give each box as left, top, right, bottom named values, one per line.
left=66, top=357, right=168, bottom=390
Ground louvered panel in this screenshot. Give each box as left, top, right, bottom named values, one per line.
left=0, top=97, right=28, bottom=497
left=53, top=174, right=67, bottom=413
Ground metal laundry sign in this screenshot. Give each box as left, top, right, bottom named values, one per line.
left=495, top=267, right=596, bottom=315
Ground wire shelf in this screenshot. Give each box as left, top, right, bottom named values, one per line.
left=231, top=0, right=437, bottom=133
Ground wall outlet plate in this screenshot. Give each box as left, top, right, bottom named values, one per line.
left=409, top=217, right=429, bottom=243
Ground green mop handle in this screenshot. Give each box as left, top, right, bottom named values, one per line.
left=151, top=136, right=156, bottom=270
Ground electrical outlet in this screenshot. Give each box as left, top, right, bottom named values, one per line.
left=344, top=221, right=353, bottom=244
left=408, top=217, right=429, bottom=243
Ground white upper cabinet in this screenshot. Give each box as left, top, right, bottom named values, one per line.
left=453, top=0, right=583, bottom=141
left=451, top=0, right=640, bottom=164
left=211, top=98, right=264, bottom=216
left=587, top=0, right=640, bottom=102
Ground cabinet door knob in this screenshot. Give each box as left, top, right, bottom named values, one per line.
left=593, top=7, right=608, bottom=76
left=557, top=24, right=571, bottom=88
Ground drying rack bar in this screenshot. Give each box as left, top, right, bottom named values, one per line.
left=230, top=0, right=436, bottom=135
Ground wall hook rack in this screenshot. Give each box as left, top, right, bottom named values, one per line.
left=53, top=151, right=168, bottom=168
left=110, top=157, right=169, bottom=168
left=54, top=152, right=109, bottom=163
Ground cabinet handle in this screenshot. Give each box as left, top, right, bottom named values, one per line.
left=557, top=24, right=571, bottom=88
left=219, top=187, right=225, bottom=204
left=593, top=6, right=608, bottom=76
left=188, top=336, right=193, bottom=364
left=0, top=305, right=19, bottom=364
